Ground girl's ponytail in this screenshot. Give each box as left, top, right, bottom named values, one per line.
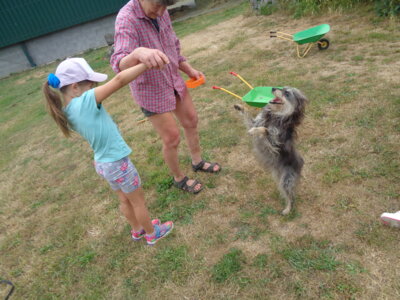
left=42, top=82, right=71, bottom=137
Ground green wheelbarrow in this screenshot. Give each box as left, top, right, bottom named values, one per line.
left=270, top=24, right=330, bottom=58
left=213, top=72, right=279, bottom=108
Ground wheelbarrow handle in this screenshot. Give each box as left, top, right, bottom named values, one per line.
left=137, top=118, right=148, bottom=124
left=270, top=31, right=293, bottom=40
left=212, top=86, right=243, bottom=100
left=229, top=72, right=254, bottom=90
left=0, top=280, right=15, bottom=300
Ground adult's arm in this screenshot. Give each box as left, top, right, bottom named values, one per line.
left=164, top=10, right=204, bottom=80
left=165, top=10, right=186, bottom=65
left=110, top=14, right=138, bottom=73
left=179, top=61, right=204, bottom=80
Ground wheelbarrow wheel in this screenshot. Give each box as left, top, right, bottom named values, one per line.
left=318, top=38, right=330, bottom=50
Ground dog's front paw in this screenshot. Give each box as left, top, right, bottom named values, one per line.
left=248, top=127, right=268, bottom=136
left=234, top=104, right=244, bottom=113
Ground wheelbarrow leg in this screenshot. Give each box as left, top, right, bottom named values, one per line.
left=296, top=43, right=314, bottom=58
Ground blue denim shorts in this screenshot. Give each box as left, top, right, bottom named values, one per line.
left=94, top=156, right=141, bottom=194
left=140, top=107, right=158, bottom=117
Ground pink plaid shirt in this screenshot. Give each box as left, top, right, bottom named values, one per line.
left=111, top=0, right=187, bottom=113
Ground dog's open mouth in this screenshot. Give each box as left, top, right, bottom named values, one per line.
left=270, top=97, right=283, bottom=105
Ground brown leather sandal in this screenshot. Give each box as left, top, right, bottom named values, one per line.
left=173, top=176, right=203, bottom=194
left=192, top=160, right=221, bottom=173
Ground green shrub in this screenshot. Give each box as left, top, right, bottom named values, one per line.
left=375, top=0, right=400, bottom=16
left=266, top=0, right=398, bottom=18
left=260, top=2, right=279, bottom=15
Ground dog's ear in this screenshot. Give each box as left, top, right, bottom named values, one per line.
left=292, top=88, right=308, bottom=105
left=286, top=88, right=307, bottom=126
left=291, top=88, right=308, bottom=117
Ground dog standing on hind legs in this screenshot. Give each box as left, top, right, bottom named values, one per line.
left=234, top=87, right=308, bottom=215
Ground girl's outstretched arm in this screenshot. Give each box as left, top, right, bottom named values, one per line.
left=94, top=63, right=148, bottom=104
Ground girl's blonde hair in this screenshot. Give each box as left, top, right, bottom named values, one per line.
left=43, top=82, right=71, bottom=137
left=43, top=80, right=93, bottom=137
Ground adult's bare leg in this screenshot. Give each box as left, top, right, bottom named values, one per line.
left=174, top=91, right=220, bottom=172
left=148, top=112, right=202, bottom=192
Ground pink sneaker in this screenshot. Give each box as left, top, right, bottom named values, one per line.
left=380, top=211, right=400, bottom=228
left=145, top=221, right=174, bottom=245
left=131, top=219, right=160, bottom=241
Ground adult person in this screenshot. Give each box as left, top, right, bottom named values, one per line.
left=111, top=0, right=221, bottom=194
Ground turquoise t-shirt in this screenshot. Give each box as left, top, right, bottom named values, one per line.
left=64, top=89, right=132, bottom=162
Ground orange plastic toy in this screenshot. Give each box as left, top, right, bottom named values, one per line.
left=186, top=76, right=205, bottom=88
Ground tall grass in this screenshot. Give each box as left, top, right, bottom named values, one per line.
left=259, top=0, right=399, bottom=18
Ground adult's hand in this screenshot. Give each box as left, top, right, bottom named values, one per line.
left=179, top=62, right=205, bottom=81
left=186, top=68, right=205, bottom=80
left=133, top=47, right=170, bottom=69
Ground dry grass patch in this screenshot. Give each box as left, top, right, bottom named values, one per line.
left=1, top=3, right=400, bottom=299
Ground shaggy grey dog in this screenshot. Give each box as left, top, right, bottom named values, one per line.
left=234, top=87, right=308, bottom=215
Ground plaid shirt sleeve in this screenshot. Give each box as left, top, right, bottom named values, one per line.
left=174, top=29, right=186, bottom=64
left=165, top=11, right=186, bottom=64
left=110, top=14, right=139, bottom=73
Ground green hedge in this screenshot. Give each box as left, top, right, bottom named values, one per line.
left=258, top=0, right=399, bottom=17
left=375, top=0, right=400, bottom=16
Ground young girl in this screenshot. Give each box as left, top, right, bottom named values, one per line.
left=43, top=57, right=173, bottom=245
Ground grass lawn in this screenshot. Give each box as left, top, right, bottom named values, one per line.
left=1, top=1, right=399, bottom=299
